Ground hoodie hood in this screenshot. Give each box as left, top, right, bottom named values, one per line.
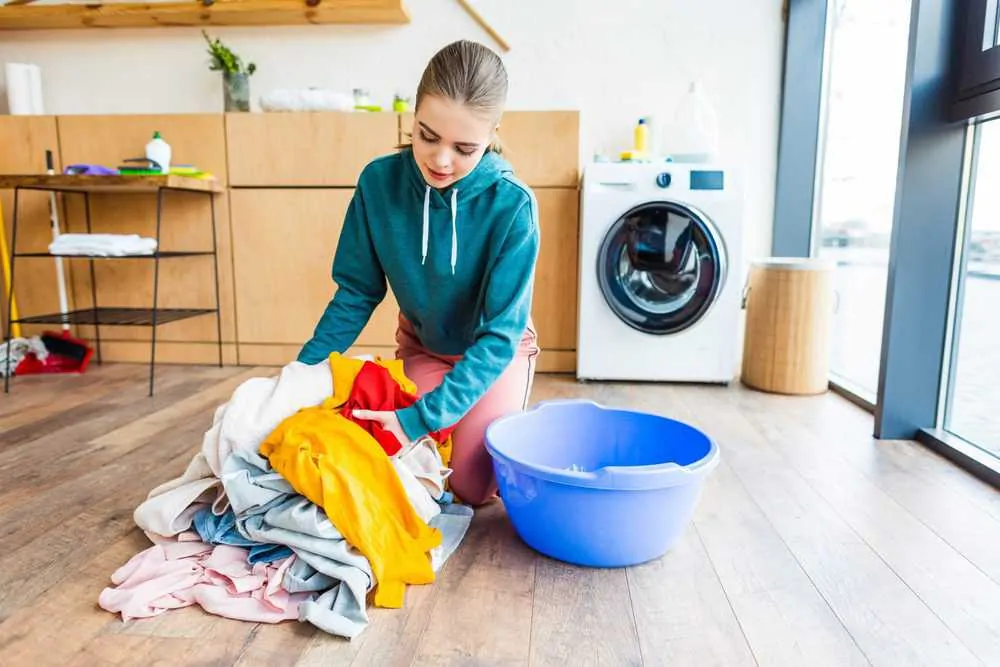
left=404, top=147, right=513, bottom=274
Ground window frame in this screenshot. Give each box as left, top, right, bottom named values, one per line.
left=953, top=0, right=1000, bottom=119
left=938, top=122, right=979, bottom=431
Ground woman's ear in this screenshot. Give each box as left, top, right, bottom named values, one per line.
left=489, top=128, right=504, bottom=154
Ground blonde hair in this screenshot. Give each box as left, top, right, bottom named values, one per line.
left=409, top=40, right=508, bottom=153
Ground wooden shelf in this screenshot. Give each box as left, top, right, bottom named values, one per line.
left=0, top=174, right=225, bottom=194
left=16, top=251, right=215, bottom=258
left=13, top=307, right=215, bottom=327
left=0, top=0, right=410, bottom=31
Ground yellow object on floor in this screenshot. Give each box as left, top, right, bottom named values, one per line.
left=260, top=404, right=442, bottom=609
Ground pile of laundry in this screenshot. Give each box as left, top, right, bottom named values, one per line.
left=98, top=353, right=472, bottom=640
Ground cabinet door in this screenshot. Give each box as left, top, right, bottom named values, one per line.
left=498, top=111, right=580, bottom=187
left=226, top=113, right=398, bottom=187
left=230, top=189, right=399, bottom=354
left=532, top=188, right=580, bottom=353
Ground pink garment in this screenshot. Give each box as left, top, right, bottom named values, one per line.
left=98, top=540, right=310, bottom=624
left=394, top=315, right=539, bottom=506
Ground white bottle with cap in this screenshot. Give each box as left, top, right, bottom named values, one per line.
left=145, top=131, right=171, bottom=174
left=668, top=81, right=719, bottom=163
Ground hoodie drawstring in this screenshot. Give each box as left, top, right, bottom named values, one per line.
left=421, top=184, right=459, bottom=275
left=421, top=185, right=430, bottom=266
left=450, top=188, right=458, bottom=274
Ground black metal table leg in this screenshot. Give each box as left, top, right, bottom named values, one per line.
left=4, top=187, right=21, bottom=392
left=149, top=188, right=164, bottom=397
left=84, top=191, right=102, bottom=365
left=209, top=191, right=223, bottom=368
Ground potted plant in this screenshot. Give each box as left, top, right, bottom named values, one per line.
left=202, top=30, right=256, bottom=112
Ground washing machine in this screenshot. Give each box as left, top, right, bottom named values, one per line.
left=577, top=161, right=742, bottom=383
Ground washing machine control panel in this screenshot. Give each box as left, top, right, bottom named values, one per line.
left=655, top=172, right=672, bottom=188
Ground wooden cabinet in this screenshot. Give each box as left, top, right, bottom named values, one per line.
left=533, top=189, right=580, bottom=355
left=226, top=112, right=399, bottom=187
left=229, top=189, right=400, bottom=365
left=230, top=110, right=579, bottom=371
left=8, top=110, right=581, bottom=372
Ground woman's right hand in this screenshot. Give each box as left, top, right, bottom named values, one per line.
left=351, top=409, right=410, bottom=450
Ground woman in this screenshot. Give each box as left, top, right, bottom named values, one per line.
left=297, top=40, right=540, bottom=506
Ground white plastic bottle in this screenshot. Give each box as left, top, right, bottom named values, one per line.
left=668, top=81, right=719, bottom=163
left=145, top=131, right=171, bottom=174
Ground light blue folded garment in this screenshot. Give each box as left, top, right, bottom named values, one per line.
left=220, top=444, right=474, bottom=640
left=277, top=501, right=473, bottom=639
left=192, top=506, right=294, bottom=565
left=240, top=495, right=374, bottom=639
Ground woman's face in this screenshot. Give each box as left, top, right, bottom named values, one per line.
left=411, top=94, right=496, bottom=190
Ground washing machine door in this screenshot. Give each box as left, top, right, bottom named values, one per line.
left=597, top=201, right=727, bottom=335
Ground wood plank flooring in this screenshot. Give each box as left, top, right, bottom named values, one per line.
left=0, top=363, right=998, bottom=667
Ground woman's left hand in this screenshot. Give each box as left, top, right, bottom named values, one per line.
left=351, top=409, right=410, bottom=448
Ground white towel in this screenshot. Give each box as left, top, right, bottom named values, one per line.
left=49, top=233, right=158, bottom=257
left=0, top=336, right=48, bottom=377
left=134, top=360, right=333, bottom=541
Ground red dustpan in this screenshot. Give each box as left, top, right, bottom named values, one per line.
left=15, top=330, right=94, bottom=375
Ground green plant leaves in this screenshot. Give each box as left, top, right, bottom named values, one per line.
left=202, top=29, right=256, bottom=76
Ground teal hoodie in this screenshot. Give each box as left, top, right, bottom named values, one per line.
left=297, top=147, right=539, bottom=441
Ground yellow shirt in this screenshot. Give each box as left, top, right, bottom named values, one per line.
left=260, top=405, right=442, bottom=608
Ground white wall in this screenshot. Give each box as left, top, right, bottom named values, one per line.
left=0, top=0, right=784, bottom=265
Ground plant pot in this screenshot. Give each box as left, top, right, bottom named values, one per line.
left=223, top=72, right=250, bottom=112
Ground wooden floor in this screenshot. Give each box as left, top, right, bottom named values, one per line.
left=1, top=363, right=999, bottom=666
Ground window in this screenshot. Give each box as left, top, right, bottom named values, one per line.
left=954, top=0, right=1000, bottom=120
left=981, top=0, right=998, bottom=49
left=812, top=0, right=913, bottom=400
left=942, top=117, right=1000, bottom=460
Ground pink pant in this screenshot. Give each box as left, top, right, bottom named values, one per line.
left=395, top=316, right=540, bottom=506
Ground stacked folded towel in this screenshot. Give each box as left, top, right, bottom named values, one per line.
left=49, top=233, right=157, bottom=256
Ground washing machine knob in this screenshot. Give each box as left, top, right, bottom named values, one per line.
left=655, top=172, right=672, bottom=188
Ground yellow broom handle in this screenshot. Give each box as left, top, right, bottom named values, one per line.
left=0, top=196, right=22, bottom=339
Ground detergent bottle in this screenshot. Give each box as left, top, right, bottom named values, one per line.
left=668, top=81, right=719, bottom=163
left=145, top=131, right=172, bottom=174
left=633, top=118, right=649, bottom=157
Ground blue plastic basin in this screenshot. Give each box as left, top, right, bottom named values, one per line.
left=484, top=399, right=719, bottom=567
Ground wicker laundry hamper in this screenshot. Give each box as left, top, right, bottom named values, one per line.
left=740, top=257, right=835, bottom=395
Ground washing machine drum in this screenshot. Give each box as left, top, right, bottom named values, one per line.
left=598, top=201, right=727, bottom=335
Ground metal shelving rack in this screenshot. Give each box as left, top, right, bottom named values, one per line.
left=1, top=173, right=226, bottom=396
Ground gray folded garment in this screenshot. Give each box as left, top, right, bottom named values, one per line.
left=221, top=446, right=473, bottom=640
